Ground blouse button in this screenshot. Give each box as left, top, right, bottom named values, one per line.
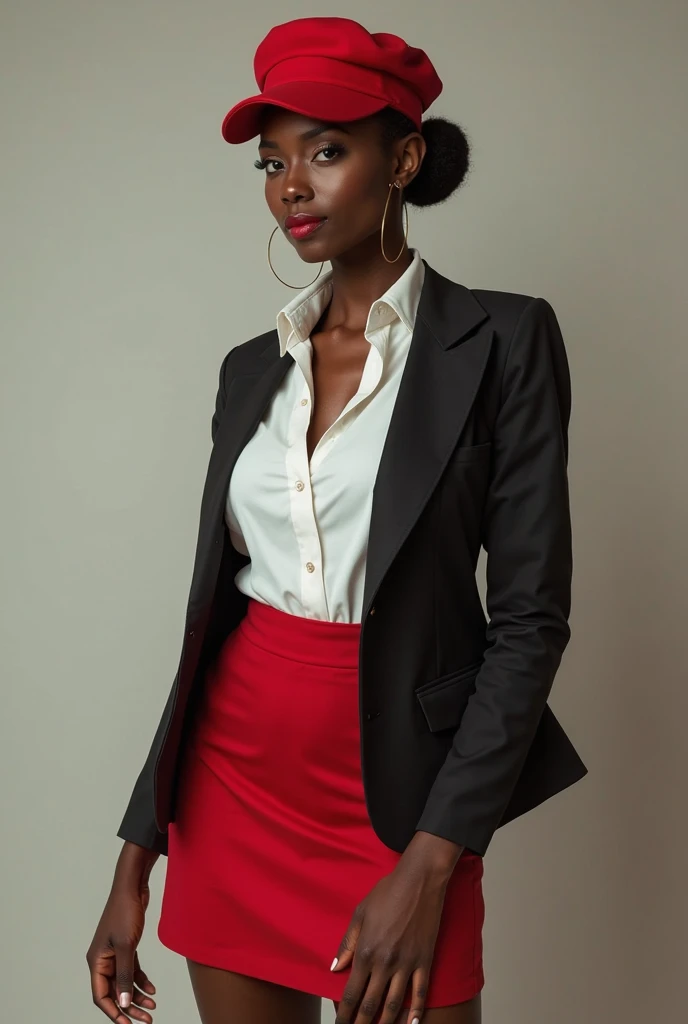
left=300, top=398, right=308, bottom=406
left=305, top=562, right=315, bottom=573
left=295, top=481, right=305, bottom=491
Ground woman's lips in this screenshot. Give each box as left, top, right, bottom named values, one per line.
left=286, top=218, right=326, bottom=239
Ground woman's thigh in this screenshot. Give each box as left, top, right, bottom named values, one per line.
left=187, top=959, right=322, bottom=1024
left=332, top=992, right=481, bottom=1023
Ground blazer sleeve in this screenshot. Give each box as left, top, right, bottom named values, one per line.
left=414, top=297, right=573, bottom=857
left=115, top=347, right=236, bottom=854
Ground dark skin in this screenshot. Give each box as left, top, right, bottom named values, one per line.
left=258, top=108, right=421, bottom=466
left=85, top=107, right=480, bottom=1024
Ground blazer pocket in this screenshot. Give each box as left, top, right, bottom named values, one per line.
left=453, top=441, right=492, bottom=463
left=414, top=660, right=483, bottom=732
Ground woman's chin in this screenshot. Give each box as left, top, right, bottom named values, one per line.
left=291, top=244, right=331, bottom=264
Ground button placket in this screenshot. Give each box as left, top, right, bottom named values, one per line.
left=284, top=353, right=328, bottom=618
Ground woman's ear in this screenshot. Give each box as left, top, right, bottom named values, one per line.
left=396, top=132, right=426, bottom=189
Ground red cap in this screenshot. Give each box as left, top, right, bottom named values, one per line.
left=221, top=17, right=443, bottom=144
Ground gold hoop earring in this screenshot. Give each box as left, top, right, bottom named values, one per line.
left=380, top=181, right=409, bottom=263
left=267, top=226, right=325, bottom=289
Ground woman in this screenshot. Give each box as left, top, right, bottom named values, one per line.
left=86, top=16, right=587, bottom=1024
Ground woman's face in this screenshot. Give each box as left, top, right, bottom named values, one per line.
left=255, top=108, right=420, bottom=265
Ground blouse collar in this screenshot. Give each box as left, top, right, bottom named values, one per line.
left=276, top=247, right=425, bottom=359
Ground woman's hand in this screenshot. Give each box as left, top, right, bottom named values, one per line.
left=86, top=841, right=159, bottom=1023
left=331, top=832, right=462, bottom=1024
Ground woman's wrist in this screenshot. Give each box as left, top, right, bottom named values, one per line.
left=112, top=840, right=160, bottom=892
left=399, top=830, right=464, bottom=886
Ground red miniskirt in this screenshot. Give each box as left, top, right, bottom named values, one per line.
left=158, top=597, right=485, bottom=1008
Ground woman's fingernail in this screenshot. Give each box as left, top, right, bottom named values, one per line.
left=330, top=957, right=338, bottom=971
left=412, top=1018, right=420, bottom=1024
left=119, top=992, right=131, bottom=1008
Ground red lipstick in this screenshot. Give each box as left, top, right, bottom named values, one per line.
left=285, top=214, right=326, bottom=239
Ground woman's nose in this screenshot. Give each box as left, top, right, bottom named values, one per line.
left=282, top=189, right=306, bottom=204
left=281, top=173, right=314, bottom=205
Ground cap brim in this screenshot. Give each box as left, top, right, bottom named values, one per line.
left=221, top=82, right=388, bottom=144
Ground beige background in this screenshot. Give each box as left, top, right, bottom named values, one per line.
left=2, top=1, right=686, bottom=1021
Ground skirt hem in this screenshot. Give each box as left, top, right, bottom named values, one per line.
left=158, top=923, right=485, bottom=1008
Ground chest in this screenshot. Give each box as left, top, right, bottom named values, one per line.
left=306, top=329, right=371, bottom=461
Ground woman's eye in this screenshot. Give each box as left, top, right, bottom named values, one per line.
left=253, top=157, right=282, bottom=173
left=313, top=144, right=344, bottom=161
left=253, top=144, right=344, bottom=174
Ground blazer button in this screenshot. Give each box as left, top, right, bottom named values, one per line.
left=369, top=606, right=376, bottom=616
left=365, top=710, right=381, bottom=720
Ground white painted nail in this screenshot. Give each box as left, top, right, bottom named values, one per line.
left=119, top=992, right=131, bottom=1008
left=412, top=1017, right=420, bottom=1024
left=330, top=957, right=338, bottom=971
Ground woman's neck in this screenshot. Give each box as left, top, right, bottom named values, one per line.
left=324, top=242, right=414, bottom=333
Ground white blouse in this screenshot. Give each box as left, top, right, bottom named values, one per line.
left=225, top=247, right=426, bottom=623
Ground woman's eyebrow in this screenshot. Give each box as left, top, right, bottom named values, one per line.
left=258, top=122, right=351, bottom=150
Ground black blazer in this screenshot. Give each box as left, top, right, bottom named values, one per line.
left=117, top=259, right=588, bottom=859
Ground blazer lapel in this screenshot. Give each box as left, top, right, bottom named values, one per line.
left=196, top=260, right=493, bottom=621
left=186, top=356, right=293, bottom=617
left=361, top=261, right=493, bottom=617
left=205, top=356, right=292, bottom=519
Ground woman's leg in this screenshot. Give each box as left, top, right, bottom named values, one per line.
left=332, top=992, right=481, bottom=1023
left=187, top=960, right=322, bottom=1024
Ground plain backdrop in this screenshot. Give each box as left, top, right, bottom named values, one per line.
left=2, top=1, right=686, bottom=1022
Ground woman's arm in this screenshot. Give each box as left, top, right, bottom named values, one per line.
left=115, top=345, right=237, bottom=855
left=415, top=295, right=573, bottom=858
